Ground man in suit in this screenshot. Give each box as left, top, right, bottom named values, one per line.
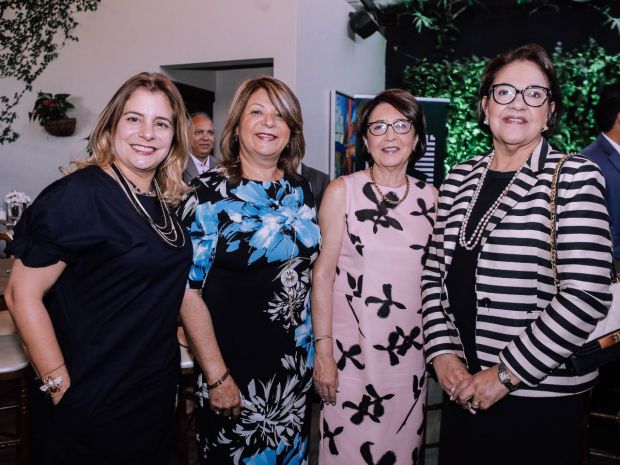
left=582, top=81, right=620, bottom=269
left=300, top=163, right=330, bottom=214
left=183, top=112, right=216, bottom=184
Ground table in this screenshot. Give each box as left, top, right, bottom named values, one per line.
left=0, top=258, right=14, bottom=311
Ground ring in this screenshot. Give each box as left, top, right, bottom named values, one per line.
left=471, top=401, right=481, bottom=410
left=449, top=386, right=456, bottom=395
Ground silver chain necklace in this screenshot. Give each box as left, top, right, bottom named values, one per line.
left=110, top=163, right=185, bottom=249
left=458, top=152, right=523, bottom=251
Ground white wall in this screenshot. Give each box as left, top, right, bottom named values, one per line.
left=0, top=0, right=384, bottom=197
left=296, top=0, right=385, bottom=174
left=0, top=0, right=297, bottom=197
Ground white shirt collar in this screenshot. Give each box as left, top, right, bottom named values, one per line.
left=189, top=153, right=210, bottom=173
left=602, top=133, right=620, bottom=156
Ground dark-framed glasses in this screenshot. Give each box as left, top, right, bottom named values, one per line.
left=490, top=83, right=551, bottom=107
left=366, top=119, right=413, bottom=136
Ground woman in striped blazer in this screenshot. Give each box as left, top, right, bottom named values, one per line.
left=422, top=43, right=614, bottom=465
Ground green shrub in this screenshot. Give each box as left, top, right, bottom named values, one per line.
left=403, top=39, right=620, bottom=172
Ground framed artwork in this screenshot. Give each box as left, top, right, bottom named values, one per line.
left=330, top=91, right=357, bottom=179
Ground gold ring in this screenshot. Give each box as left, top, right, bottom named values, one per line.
left=471, top=401, right=480, bottom=409
left=450, top=386, right=456, bottom=395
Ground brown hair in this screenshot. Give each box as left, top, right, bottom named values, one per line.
left=356, top=88, right=427, bottom=164
left=477, top=43, right=562, bottom=137
left=220, top=75, right=304, bottom=184
left=75, top=72, right=190, bottom=205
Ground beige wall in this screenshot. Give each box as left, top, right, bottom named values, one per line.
left=0, top=0, right=384, bottom=197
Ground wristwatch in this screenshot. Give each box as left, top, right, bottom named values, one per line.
left=498, top=362, right=519, bottom=392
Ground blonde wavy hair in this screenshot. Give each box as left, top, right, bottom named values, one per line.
left=220, top=75, right=304, bottom=184
left=72, top=72, right=190, bottom=205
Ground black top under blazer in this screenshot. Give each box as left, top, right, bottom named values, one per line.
left=422, top=139, right=613, bottom=397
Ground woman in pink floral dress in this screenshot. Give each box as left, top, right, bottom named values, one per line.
left=312, top=89, right=436, bottom=465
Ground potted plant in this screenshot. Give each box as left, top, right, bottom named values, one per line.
left=28, top=92, right=76, bottom=136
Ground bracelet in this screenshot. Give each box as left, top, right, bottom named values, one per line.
left=314, top=335, right=333, bottom=344
left=39, top=376, right=63, bottom=395
left=42, top=362, right=65, bottom=379
left=207, top=368, right=230, bottom=390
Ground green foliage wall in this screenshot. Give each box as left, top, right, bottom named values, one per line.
left=403, top=40, right=620, bottom=172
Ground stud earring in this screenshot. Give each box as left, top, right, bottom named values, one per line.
left=484, top=117, right=489, bottom=125
left=541, top=126, right=548, bottom=133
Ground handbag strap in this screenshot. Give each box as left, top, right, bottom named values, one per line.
left=549, top=153, right=619, bottom=292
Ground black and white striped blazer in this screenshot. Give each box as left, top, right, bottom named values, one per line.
left=422, top=139, right=613, bottom=397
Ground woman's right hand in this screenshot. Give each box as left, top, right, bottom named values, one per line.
left=313, top=352, right=339, bottom=405
left=209, top=375, right=242, bottom=419
left=432, top=353, right=472, bottom=400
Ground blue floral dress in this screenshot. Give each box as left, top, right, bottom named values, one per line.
left=180, top=170, right=320, bottom=465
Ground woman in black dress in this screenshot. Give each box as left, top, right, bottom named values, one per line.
left=5, top=72, right=193, bottom=465
left=179, top=76, right=320, bottom=464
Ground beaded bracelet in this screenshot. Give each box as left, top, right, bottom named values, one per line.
left=207, top=368, right=230, bottom=390
left=314, top=335, right=333, bottom=344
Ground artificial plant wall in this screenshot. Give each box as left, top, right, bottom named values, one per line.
left=403, top=40, right=620, bottom=171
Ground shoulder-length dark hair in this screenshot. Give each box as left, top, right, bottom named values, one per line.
left=356, top=88, right=427, bottom=164
left=75, top=72, right=190, bottom=206
left=220, top=75, right=304, bottom=184
left=477, top=43, right=562, bottom=138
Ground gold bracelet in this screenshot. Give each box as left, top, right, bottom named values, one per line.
left=41, top=362, right=66, bottom=379
left=314, top=335, right=333, bottom=344
left=207, top=368, right=230, bottom=390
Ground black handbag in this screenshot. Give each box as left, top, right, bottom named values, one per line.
left=549, top=153, right=620, bottom=375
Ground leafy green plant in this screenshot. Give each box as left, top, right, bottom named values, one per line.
left=403, top=39, right=620, bottom=172
left=28, top=92, right=75, bottom=126
left=401, top=0, right=619, bottom=55
left=0, top=0, right=101, bottom=144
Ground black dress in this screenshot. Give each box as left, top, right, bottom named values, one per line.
left=179, top=171, right=320, bottom=464
left=7, top=165, right=192, bottom=465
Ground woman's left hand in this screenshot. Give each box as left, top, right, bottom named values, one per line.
left=452, top=365, right=509, bottom=412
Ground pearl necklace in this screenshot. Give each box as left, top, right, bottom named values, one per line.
left=369, top=165, right=410, bottom=207
left=458, top=152, right=523, bottom=251
left=110, top=163, right=186, bottom=249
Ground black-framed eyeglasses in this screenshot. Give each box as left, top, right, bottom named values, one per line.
left=366, top=119, right=413, bottom=136
left=490, top=83, right=551, bottom=107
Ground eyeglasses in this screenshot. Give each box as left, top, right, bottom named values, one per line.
left=490, top=83, right=551, bottom=107
left=366, top=119, right=413, bottom=136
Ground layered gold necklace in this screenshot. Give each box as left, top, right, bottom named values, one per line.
left=110, top=163, right=185, bottom=248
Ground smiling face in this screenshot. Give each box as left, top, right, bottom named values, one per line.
left=363, top=103, right=417, bottom=171
left=190, top=114, right=215, bottom=160
left=236, top=88, right=291, bottom=168
left=483, top=60, right=554, bottom=149
left=113, top=88, right=174, bottom=182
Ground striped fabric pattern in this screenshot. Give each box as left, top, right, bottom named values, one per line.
left=422, top=140, right=613, bottom=397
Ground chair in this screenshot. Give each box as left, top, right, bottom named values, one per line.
left=587, top=360, right=620, bottom=464
left=177, top=327, right=195, bottom=465
left=0, top=334, right=30, bottom=465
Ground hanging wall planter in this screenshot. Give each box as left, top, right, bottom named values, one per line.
left=29, top=92, right=76, bottom=137
left=43, top=117, right=76, bottom=137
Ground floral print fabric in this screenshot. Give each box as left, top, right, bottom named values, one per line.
left=180, top=170, right=320, bottom=465
left=319, top=170, right=435, bottom=465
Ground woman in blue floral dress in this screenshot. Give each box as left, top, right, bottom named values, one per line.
left=179, top=76, right=320, bottom=465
